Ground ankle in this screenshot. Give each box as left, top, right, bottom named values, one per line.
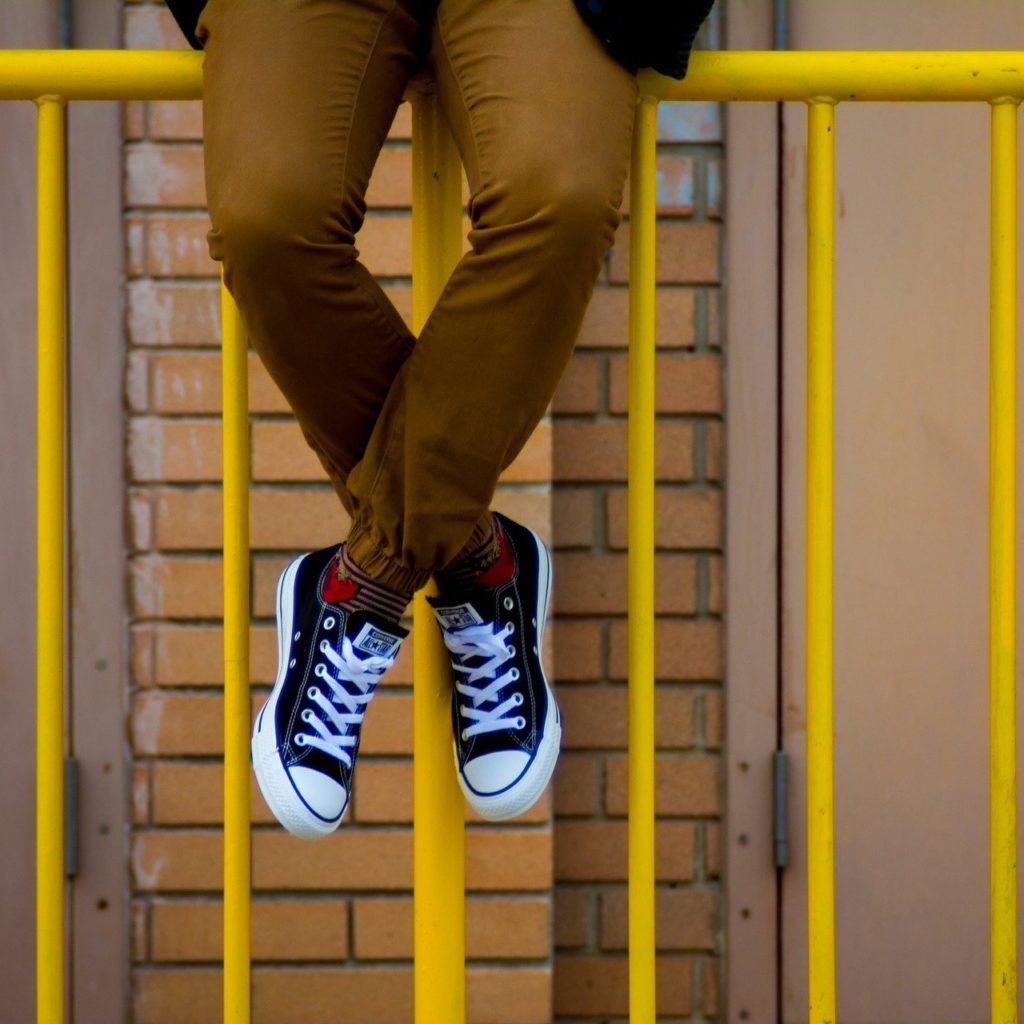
left=435, top=515, right=515, bottom=593
left=322, top=544, right=412, bottom=623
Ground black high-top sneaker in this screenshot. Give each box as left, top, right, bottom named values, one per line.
left=251, top=545, right=407, bottom=840
left=429, top=513, right=561, bottom=820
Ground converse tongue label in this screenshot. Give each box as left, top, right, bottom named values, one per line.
left=434, top=603, right=484, bottom=629
left=352, top=623, right=402, bottom=658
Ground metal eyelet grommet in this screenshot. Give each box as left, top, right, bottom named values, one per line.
left=510, top=668, right=520, bottom=680
left=294, top=733, right=307, bottom=746
left=503, top=596, right=514, bottom=611
left=289, top=658, right=297, bottom=668
left=294, top=631, right=301, bottom=641
left=461, top=730, right=469, bottom=742
left=323, top=615, right=336, bottom=630
left=301, top=709, right=314, bottom=723
left=507, top=644, right=516, bottom=656
left=515, top=717, right=526, bottom=730
left=513, top=692, right=524, bottom=706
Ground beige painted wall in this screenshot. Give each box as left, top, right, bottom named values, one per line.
left=779, top=3, right=1024, bottom=1022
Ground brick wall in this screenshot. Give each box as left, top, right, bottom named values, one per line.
left=121, top=3, right=724, bottom=1021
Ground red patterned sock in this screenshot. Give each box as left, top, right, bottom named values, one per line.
left=435, top=516, right=516, bottom=593
left=321, top=544, right=412, bottom=623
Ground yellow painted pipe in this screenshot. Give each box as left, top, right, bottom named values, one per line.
left=221, top=282, right=251, bottom=1024
left=989, top=96, right=1019, bottom=1024
left=411, top=90, right=466, bottom=1024
left=627, top=93, right=658, bottom=1024
left=0, top=50, right=201, bottom=100
left=4, top=51, right=1024, bottom=104
left=806, top=99, right=837, bottom=1024
left=35, top=94, right=66, bottom=1024
left=649, top=50, right=1024, bottom=103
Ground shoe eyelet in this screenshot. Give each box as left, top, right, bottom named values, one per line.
left=294, top=631, right=301, bottom=641
left=503, top=596, right=514, bottom=611
left=461, top=729, right=469, bottom=742
left=532, top=646, right=537, bottom=655
left=307, top=686, right=320, bottom=699
left=514, top=717, right=526, bottom=730
left=531, top=617, right=536, bottom=627
left=294, top=733, right=307, bottom=746
left=323, top=615, right=336, bottom=630
left=314, top=663, right=329, bottom=680
left=510, top=668, right=520, bottom=681
left=301, top=709, right=314, bottom=723
left=319, top=639, right=330, bottom=653
left=513, top=692, right=524, bottom=706
left=506, top=644, right=516, bottom=656
left=289, top=658, right=297, bottom=668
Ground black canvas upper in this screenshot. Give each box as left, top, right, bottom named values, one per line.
left=430, top=513, right=554, bottom=795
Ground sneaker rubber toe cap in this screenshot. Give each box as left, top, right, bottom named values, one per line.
left=288, top=766, right=347, bottom=822
left=462, top=750, right=530, bottom=796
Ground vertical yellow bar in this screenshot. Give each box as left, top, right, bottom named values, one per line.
left=221, top=281, right=251, bottom=1024
left=806, top=99, right=837, bottom=1024
left=627, top=93, right=658, bottom=1024
left=36, top=94, right=66, bottom=1024
left=411, top=90, right=466, bottom=1024
left=989, top=96, right=1018, bottom=1024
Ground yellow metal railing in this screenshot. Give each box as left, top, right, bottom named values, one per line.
left=7, top=47, right=1022, bottom=1024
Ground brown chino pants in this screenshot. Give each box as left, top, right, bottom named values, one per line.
left=198, top=0, right=637, bottom=593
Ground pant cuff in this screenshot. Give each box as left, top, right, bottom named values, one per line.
left=345, top=522, right=433, bottom=595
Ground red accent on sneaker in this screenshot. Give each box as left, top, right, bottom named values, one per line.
left=322, top=556, right=360, bottom=606
left=473, top=524, right=516, bottom=588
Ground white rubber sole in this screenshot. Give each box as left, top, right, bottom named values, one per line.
left=251, top=554, right=344, bottom=840
left=456, top=525, right=561, bottom=822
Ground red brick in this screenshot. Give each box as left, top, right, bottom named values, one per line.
left=254, top=830, right=412, bottom=890
left=129, top=555, right=222, bottom=619
left=132, top=692, right=223, bottom=756
left=705, top=822, right=722, bottom=880
left=703, top=688, right=723, bottom=749
left=606, top=487, right=722, bottom=549
left=575, top=287, right=696, bottom=349
left=132, top=832, right=222, bottom=892
left=126, top=144, right=206, bottom=207
left=553, top=553, right=697, bottom=615
left=704, top=420, right=723, bottom=481
left=552, top=420, right=695, bottom=482
left=253, top=967, right=414, bottom=1024
left=351, top=760, right=412, bottom=823
left=352, top=896, right=549, bottom=960
left=552, top=488, right=595, bottom=548
left=148, top=352, right=288, bottom=415
left=155, top=487, right=347, bottom=551
left=703, top=955, right=722, bottom=1016
left=133, top=764, right=150, bottom=825
left=124, top=5, right=188, bottom=48
left=131, top=901, right=148, bottom=963
left=153, top=624, right=276, bottom=686
left=466, top=831, right=552, bottom=892
left=151, top=762, right=275, bottom=826
left=609, top=619, right=723, bottom=681
left=133, top=969, right=219, bottom=1024
left=622, top=154, right=695, bottom=217
left=604, top=753, right=721, bottom=817
left=251, top=420, right=324, bottom=482
left=608, top=352, right=722, bottom=415
left=129, top=418, right=221, bottom=482
left=126, top=214, right=146, bottom=275
left=610, top=222, right=720, bottom=285
left=128, top=487, right=153, bottom=549
left=708, top=553, right=724, bottom=613
left=151, top=898, right=348, bottom=961
left=551, top=619, right=603, bottom=682
left=554, top=821, right=695, bottom=882
left=553, top=753, right=599, bottom=817
left=467, top=968, right=552, bottom=1024
left=558, top=686, right=694, bottom=751
left=600, top=887, right=718, bottom=950
left=147, top=100, right=203, bottom=140
left=552, top=355, right=602, bottom=414
left=364, top=146, right=413, bottom=208
left=554, top=888, right=589, bottom=949
left=146, top=214, right=218, bottom=277
left=126, top=281, right=220, bottom=346
left=553, top=955, right=693, bottom=1017
left=123, top=100, right=145, bottom=140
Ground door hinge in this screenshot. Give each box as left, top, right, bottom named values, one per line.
left=65, top=756, right=79, bottom=878
left=773, top=749, right=789, bottom=869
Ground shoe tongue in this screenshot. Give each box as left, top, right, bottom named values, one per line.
left=431, top=600, right=486, bottom=631
left=345, top=612, right=407, bottom=660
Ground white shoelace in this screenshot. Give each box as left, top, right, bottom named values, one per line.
left=294, top=637, right=392, bottom=766
left=441, top=621, right=526, bottom=740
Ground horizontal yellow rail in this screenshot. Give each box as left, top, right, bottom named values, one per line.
left=3, top=50, right=1024, bottom=102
